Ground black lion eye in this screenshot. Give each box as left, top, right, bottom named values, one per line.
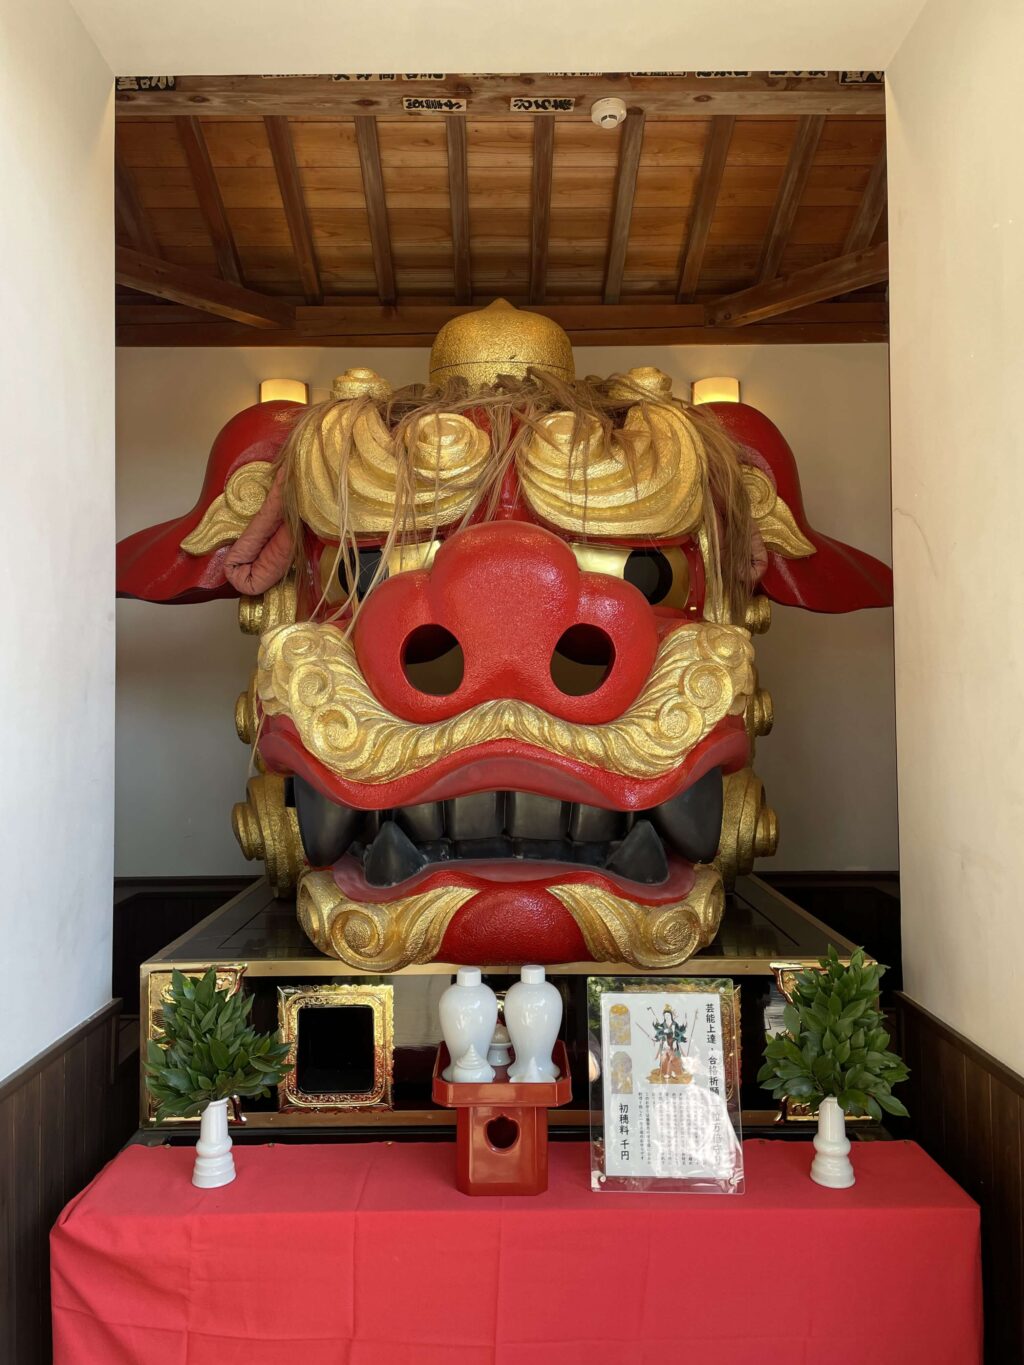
left=622, top=547, right=692, bottom=609
left=623, top=549, right=674, bottom=604
left=339, top=547, right=385, bottom=601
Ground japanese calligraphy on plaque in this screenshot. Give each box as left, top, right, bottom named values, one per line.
left=588, top=977, right=743, bottom=1194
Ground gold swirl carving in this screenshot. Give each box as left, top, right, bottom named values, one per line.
left=231, top=773, right=306, bottom=896
left=238, top=574, right=297, bottom=636
left=257, top=620, right=754, bottom=785
left=180, top=461, right=275, bottom=555
left=741, top=465, right=815, bottom=559
left=717, top=766, right=779, bottom=888
left=549, top=865, right=725, bottom=968
left=293, top=402, right=492, bottom=536
left=296, top=870, right=474, bottom=969
left=517, top=399, right=704, bottom=538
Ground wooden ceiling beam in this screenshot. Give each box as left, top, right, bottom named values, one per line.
left=844, top=148, right=888, bottom=253
left=114, top=150, right=160, bottom=258
left=446, top=118, right=472, bottom=305
left=115, top=299, right=886, bottom=347
left=707, top=240, right=889, bottom=326
left=354, top=116, right=397, bottom=307
left=115, top=248, right=295, bottom=328
left=676, top=116, right=735, bottom=302
left=114, top=74, right=885, bottom=119
left=175, top=116, right=243, bottom=284
left=603, top=110, right=646, bottom=306
left=265, top=116, right=322, bottom=305
left=528, top=117, right=554, bottom=305
left=756, top=114, right=825, bottom=283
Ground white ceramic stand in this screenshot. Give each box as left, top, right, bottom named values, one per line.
left=487, top=1022, right=513, bottom=1068
left=192, top=1098, right=236, bottom=1189
left=439, top=967, right=497, bottom=1083
left=810, top=1096, right=855, bottom=1189
left=506, top=965, right=562, bottom=1083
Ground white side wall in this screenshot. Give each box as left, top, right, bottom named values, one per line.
left=115, top=343, right=895, bottom=877
left=889, top=0, right=1024, bottom=1072
left=0, top=2, right=114, bottom=1077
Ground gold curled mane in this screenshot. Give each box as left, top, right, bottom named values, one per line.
left=284, top=376, right=707, bottom=542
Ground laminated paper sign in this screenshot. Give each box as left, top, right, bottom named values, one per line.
left=589, top=977, right=744, bottom=1194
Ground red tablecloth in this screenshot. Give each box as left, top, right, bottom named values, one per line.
left=51, top=1139, right=981, bottom=1365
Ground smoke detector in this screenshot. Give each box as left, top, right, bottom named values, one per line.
left=591, top=97, right=628, bottom=129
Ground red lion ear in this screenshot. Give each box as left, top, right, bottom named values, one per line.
left=116, top=401, right=301, bottom=603
left=707, top=401, right=893, bottom=613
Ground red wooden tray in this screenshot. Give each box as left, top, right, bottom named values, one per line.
left=432, top=1042, right=572, bottom=1196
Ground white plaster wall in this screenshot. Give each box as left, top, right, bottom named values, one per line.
left=70, top=0, right=925, bottom=81
left=116, top=343, right=895, bottom=877
left=888, top=0, right=1024, bottom=1071
left=0, top=2, right=114, bottom=1077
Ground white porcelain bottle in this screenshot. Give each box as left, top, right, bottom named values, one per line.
left=439, top=966, right=497, bottom=1083
left=505, top=965, right=562, bottom=1083
left=192, top=1098, right=236, bottom=1189
left=810, top=1095, right=855, bottom=1188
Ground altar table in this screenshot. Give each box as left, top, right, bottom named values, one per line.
left=50, top=1138, right=981, bottom=1365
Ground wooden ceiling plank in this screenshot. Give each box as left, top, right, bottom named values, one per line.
left=843, top=148, right=888, bottom=254
left=708, top=240, right=888, bottom=326
left=354, top=116, right=397, bottom=306
left=603, top=110, right=646, bottom=306
left=114, top=150, right=160, bottom=258
left=676, top=116, right=735, bottom=302
left=446, top=118, right=472, bottom=305
left=115, top=74, right=885, bottom=120
left=264, top=116, right=322, bottom=305
left=175, top=117, right=244, bottom=284
left=529, top=117, right=555, bottom=305
left=756, top=114, right=825, bottom=283
left=115, top=247, right=295, bottom=328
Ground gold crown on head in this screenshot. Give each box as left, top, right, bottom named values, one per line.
left=429, top=298, right=575, bottom=387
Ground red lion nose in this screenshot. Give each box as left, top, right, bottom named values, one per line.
left=353, top=521, right=659, bottom=724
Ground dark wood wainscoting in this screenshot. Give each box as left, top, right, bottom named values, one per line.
left=898, top=994, right=1024, bottom=1364
left=0, top=1000, right=137, bottom=1365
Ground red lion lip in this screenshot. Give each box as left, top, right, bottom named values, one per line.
left=260, top=715, right=748, bottom=811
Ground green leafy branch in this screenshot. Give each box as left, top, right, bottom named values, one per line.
left=144, top=968, right=291, bottom=1120
left=758, top=946, right=909, bottom=1121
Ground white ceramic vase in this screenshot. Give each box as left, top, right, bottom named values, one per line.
left=506, top=965, right=562, bottom=1083
left=439, top=967, right=497, bottom=1082
left=192, top=1098, right=236, bottom=1189
left=810, top=1095, right=855, bottom=1189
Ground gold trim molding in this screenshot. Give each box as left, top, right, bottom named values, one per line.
left=277, top=983, right=394, bottom=1110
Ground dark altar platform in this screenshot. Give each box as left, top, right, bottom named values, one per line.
left=50, top=1139, right=981, bottom=1364
left=138, top=876, right=858, bottom=1135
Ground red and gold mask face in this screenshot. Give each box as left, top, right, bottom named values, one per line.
left=117, top=301, right=892, bottom=971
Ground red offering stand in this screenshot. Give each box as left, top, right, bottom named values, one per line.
left=432, top=1042, right=572, bottom=1195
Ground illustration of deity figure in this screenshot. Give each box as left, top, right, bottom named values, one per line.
left=649, top=1003, right=691, bottom=1085
left=609, top=1004, right=632, bottom=1046
left=610, top=1051, right=633, bottom=1094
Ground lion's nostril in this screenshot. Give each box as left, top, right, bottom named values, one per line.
left=402, top=624, right=465, bottom=696
left=550, top=624, right=615, bottom=697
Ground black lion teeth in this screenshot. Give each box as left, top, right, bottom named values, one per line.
left=444, top=792, right=506, bottom=840
left=506, top=792, right=570, bottom=840
left=293, top=775, right=361, bottom=867
left=395, top=801, right=445, bottom=842
left=567, top=802, right=623, bottom=842
left=648, top=767, right=723, bottom=863
left=604, top=819, right=669, bottom=885
left=296, top=780, right=723, bottom=886
left=364, top=821, right=428, bottom=888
